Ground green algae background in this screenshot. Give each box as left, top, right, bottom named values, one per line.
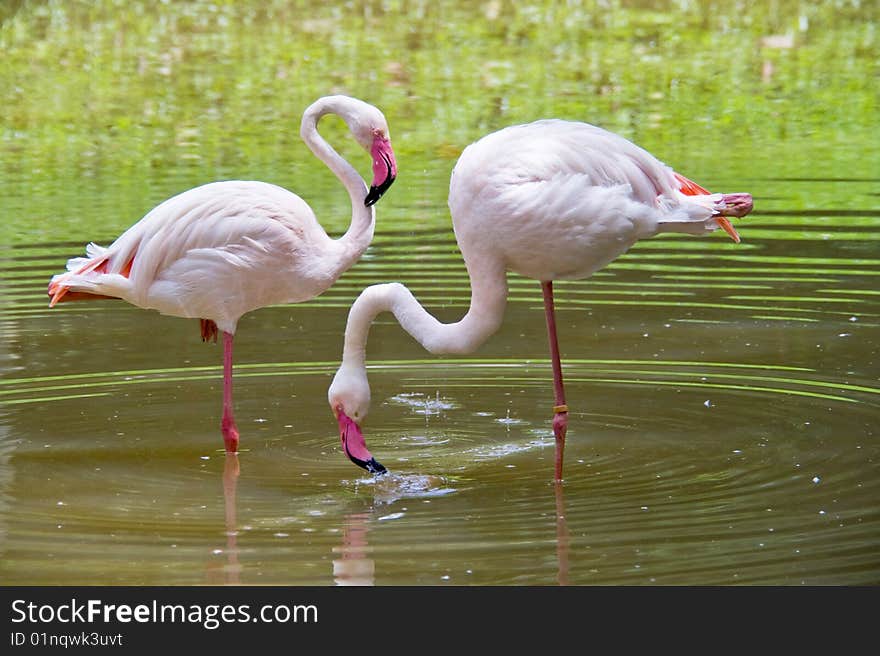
left=1, top=0, right=877, bottom=246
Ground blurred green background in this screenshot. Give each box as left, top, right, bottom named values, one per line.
left=1, top=0, right=876, bottom=245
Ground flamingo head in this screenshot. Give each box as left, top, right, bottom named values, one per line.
left=336, top=98, right=397, bottom=207
left=303, top=95, right=397, bottom=206
left=328, top=363, right=387, bottom=475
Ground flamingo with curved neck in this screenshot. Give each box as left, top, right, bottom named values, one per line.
left=48, top=95, right=398, bottom=454
left=329, top=118, right=752, bottom=480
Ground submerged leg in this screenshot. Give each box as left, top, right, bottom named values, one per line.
left=541, top=281, right=568, bottom=482
left=222, top=453, right=241, bottom=584
left=221, top=331, right=240, bottom=453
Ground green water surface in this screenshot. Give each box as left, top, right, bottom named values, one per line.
left=0, top=0, right=878, bottom=585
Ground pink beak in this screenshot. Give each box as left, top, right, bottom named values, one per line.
left=336, top=409, right=387, bottom=475
left=364, top=136, right=397, bottom=207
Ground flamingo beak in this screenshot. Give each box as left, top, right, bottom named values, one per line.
left=365, top=137, right=397, bottom=207
left=336, top=408, right=387, bottom=475
left=716, top=192, right=754, bottom=244
left=716, top=217, right=741, bottom=244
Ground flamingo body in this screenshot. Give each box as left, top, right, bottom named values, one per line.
left=450, top=120, right=733, bottom=282
left=329, top=118, right=753, bottom=479
left=48, top=95, right=398, bottom=453
left=51, top=180, right=362, bottom=334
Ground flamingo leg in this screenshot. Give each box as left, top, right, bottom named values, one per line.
left=221, top=331, right=240, bottom=453
left=541, top=281, right=568, bottom=481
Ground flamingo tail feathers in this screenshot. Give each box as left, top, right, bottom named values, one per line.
left=48, top=251, right=133, bottom=307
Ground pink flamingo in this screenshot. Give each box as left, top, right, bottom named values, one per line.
left=48, top=95, right=398, bottom=453
left=328, top=119, right=752, bottom=479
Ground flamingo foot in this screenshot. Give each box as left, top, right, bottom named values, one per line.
left=552, top=408, right=568, bottom=482
left=222, top=417, right=239, bottom=453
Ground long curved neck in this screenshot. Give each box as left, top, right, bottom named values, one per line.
left=340, top=257, right=509, bottom=370
left=300, top=97, right=374, bottom=260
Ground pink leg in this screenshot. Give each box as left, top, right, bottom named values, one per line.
left=221, top=331, right=240, bottom=453
left=541, top=281, right=568, bottom=481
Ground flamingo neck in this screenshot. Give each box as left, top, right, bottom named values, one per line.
left=300, top=97, right=375, bottom=261
left=340, top=257, right=509, bottom=372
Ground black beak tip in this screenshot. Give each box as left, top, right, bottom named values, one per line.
left=365, top=457, right=388, bottom=475
left=364, top=189, right=380, bottom=207
left=349, top=454, right=388, bottom=475
left=364, top=176, right=396, bottom=207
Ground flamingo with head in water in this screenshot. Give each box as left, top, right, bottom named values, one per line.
left=328, top=118, right=752, bottom=480
left=48, top=95, right=398, bottom=453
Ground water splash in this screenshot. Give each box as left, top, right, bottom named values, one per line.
left=387, top=391, right=457, bottom=416
left=346, top=471, right=457, bottom=505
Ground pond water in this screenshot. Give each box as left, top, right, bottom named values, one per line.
left=1, top=1, right=878, bottom=585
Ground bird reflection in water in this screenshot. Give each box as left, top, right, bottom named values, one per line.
left=206, top=453, right=241, bottom=585
left=554, top=481, right=570, bottom=586
left=332, top=472, right=454, bottom=587
left=332, top=512, right=375, bottom=586
left=330, top=474, right=570, bottom=586
left=205, top=464, right=569, bottom=586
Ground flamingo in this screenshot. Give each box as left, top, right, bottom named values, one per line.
left=47, top=95, right=398, bottom=453
left=328, top=119, right=753, bottom=480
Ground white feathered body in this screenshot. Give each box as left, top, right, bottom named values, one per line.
left=50, top=180, right=366, bottom=334
left=449, top=120, right=724, bottom=282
